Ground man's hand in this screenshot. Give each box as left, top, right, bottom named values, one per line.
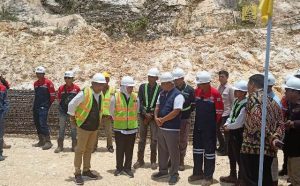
left=70, top=116, right=76, bottom=127
left=285, top=120, right=295, bottom=130
left=144, top=113, right=153, bottom=120
left=271, top=138, right=284, bottom=150
left=155, top=117, right=163, bottom=127
left=223, top=125, right=229, bottom=132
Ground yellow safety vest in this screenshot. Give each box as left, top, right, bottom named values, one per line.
left=102, top=86, right=115, bottom=116
left=114, top=92, right=138, bottom=130
left=75, top=87, right=103, bottom=127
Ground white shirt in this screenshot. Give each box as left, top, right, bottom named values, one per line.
left=224, top=98, right=247, bottom=130
left=67, top=89, right=102, bottom=116
left=156, top=94, right=185, bottom=109
left=110, top=93, right=140, bottom=135
left=218, top=83, right=234, bottom=117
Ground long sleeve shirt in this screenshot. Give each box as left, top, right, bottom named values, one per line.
left=195, top=86, right=224, bottom=124
left=218, top=83, right=234, bottom=117
left=110, top=93, right=140, bottom=135
left=67, top=89, right=101, bottom=116
left=224, top=98, right=247, bottom=130
left=241, top=90, right=285, bottom=157
left=138, top=83, right=161, bottom=115
left=33, top=77, right=56, bottom=108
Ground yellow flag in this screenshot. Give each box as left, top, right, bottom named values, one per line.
left=259, top=0, right=273, bottom=24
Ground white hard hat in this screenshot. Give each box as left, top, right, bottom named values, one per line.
left=64, top=71, right=75, bottom=78
left=284, top=74, right=293, bottom=84
left=195, top=71, right=211, bottom=84
left=160, top=72, right=174, bottom=83
left=147, top=68, right=160, bottom=77
left=267, top=73, right=276, bottom=86
left=284, top=77, right=300, bottom=91
left=232, top=80, right=248, bottom=92
left=172, top=68, right=185, bottom=80
left=92, top=73, right=106, bottom=84
left=35, top=66, right=46, bottom=74
left=121, top=76, right=135, bottom=87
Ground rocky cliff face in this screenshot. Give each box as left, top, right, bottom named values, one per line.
left=0, top=0, right=299, bottom=93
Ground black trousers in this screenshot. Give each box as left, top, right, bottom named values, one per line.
left=240, top=153, right=273, bottom=186
left=228, top=129, right=243, bottom=177
left=115, top=131, right=136, bottom=170
left=217, top=116, right=229, bottom=152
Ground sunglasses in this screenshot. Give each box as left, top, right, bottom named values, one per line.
left=64, top=77, right=73, bottom=79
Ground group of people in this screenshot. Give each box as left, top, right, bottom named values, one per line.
left=0, top=66, right=299, bottom=186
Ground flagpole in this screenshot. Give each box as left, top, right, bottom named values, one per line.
left=258, top=16, right=273, bottom=186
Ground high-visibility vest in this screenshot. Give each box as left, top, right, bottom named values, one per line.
left=75, top=87, right=103, bottom=127
left=114, top=92, right=138, bottom=130
left=144, top=83, right=159, bottom=112
left=102, top=87, right=115, bottom=116
left=230, top=98, right=247, bottom=123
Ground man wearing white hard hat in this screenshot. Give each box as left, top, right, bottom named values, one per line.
left=219, top=80, right=248, bottom=185
left=54, top=71, right=80, bottom=153
left=172, top=68, right=195, bottom=171
left=152, top=72, right=184, bottom=185
left=282, top=77, right=300, bottom=186
left=32, top=66, right=56, bottom=150
left=279, top=74, right=293, bottom=177
left=94, top=71, right=115, bottom=153
left=266, top=72, right=282, bottom=186
left=110, top=76, right=139, bottom=178
left=134, top=68, right=161, bottom=170
left=188, top=71, right=224, bottom=185
left=68, top=73, right=106, bottom=185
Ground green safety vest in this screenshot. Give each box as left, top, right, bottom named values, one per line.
left=230, top=99, right=247, bottom=123
left=114, top=92, right=138, bottom=130
left=102, top=87, right=115, bottom=116
left=75, top=87, right=103, bottom=127
left=144, top=83, right=159, bottom=112
left=180, top=84, right=191, bottom=112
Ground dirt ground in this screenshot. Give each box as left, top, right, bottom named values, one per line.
left=0, top=136, right=289, bottom=186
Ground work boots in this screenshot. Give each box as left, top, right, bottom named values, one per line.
left=72, top=139, right=77, bottom=152
left=150, top=151, right=157, bottom=170
left=32, top=134, right=45, bottom=147
left=133, top=151, right=145, bottom=169
left=179, top=156, right=185, bottom=171
left=42, top=135, right=53, bottom=150
left=54, top=139, right=64, bottom=153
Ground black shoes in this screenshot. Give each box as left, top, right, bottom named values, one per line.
left=75, top=174, right=84, bottom=185
left=82, top=170, right=98, bottom=180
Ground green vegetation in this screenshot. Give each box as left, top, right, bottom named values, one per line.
left=0, top=6, right=18, bottom=21
left=126, top=17, right=149, bottom=36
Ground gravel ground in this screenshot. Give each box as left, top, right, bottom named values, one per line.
left=0, top=136, right=289, bottom=186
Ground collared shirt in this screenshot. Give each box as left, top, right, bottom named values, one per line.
left=138, top=83, right=161, bottom=114
left=57, top=83, right=81, bottom=103
left=195, top=85, right=224, bottom=123
left=67, top=88, right=101, bottom=116
left=268, top=91, right=282, bottom=108
left=110, top=93, right=140, bottom=135
left=218, top=83, right=234, bottom=117
left=224, top=98, right=247, bottom=130
left=241, top=90, right=285, bottom=157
